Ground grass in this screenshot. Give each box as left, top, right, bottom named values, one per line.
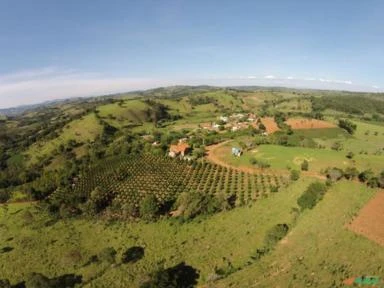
left=0, top=178, right=314, bottom=287
left=217, top=181, right=383, bottom=288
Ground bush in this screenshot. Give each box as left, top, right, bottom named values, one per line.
left=140, top=262, right=199, bottom=288
left=358, top=169, right=374, bottom=183
left=326, top=167, right=344, bottom=182
left=175, top=191, right=224, bottom=220
left=338, top=119, right=357, bottom=135
left=290, top=170, right=300, bottom=181
left=301, top=160, right=309, bottom=171
left=367, top=177, right=379, bottom=188
left=122, top=246, right=145, bottom=264
left=297, top=182, right=328, bottom=210
left=346, top=152, right=354, bottom=159
left=264, top=224, right=289, bottom=248
left=344, top=167, right=359, bottom=180
left=249, top=158, right=270, bottom=169
left=140, top=195, right=159, bottom=221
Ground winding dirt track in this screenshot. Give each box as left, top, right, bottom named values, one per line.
left=205, top=141, right=326, bottom=180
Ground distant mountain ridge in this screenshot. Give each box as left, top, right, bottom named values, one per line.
left=1, top=85, right=383, bottom=116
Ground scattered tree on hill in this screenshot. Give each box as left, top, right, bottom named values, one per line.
left=122, top=246, right=145, bottom=264
left=175, top=191, right=227, bottom=220
left=358, top=169, right=374, bottom=183
left=290, top=170, right=300, bottom=181
left=331, top=141, right=343, bottom=151
left=344, top=167, right=359, bottom=180
left=346, top=152, right=354, bottom=159
left=140, top=262, right=199, bottom=288
left=338, top=119, right=357, bottom=135
left=139, top=195, right=160, bottom=221
left=264, top=223, right=289, bottom=248
left=326, top=167, right=344, bottom=182
left=301, top=160, right=309, bottom=171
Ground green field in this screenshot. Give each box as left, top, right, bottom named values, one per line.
left=215, top=142, right=384, bottom=174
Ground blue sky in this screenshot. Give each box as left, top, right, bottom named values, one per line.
left=0, top=0, right=383, bottom=108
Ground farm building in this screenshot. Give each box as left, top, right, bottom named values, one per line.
left=169, top=142, right=191, bottom=158
left=232, top=147, right=242, bottom=157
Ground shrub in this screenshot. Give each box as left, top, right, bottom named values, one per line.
left=301, top=160, right=309, bottom=171
left=140, top=195, right=160, bottom=221
left=264, top=224, right=289, bottom=248
left=140, top=262, right=199, bottom=288
left=290, top=170, right=300, bottom=181
left=326, top=167, right=344, bottom=182
left=344, top=167, right=359, bottom=180
left=367, top=177, right=379, bottom=188
left=338, top=119, right=357, bottom=135
left=346, top=152, right=354, bottom=159
left=122, top=246, right=145, bottom=264
left=175, top=191, right=223, bottom=220
left=358, top=169, right=374, bottom=183
left=297, top=182, right=328, bottom=210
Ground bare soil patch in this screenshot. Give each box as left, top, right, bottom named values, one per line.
left=285, top=118, right=336, bottom=129
left=347, top=190, right=384, bottom=246
left=260, top=117, right=280, bottom=134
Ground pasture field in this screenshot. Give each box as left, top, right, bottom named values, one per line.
left=304, top=120, right=384, bottom=155
left=208, top=142, right=384, bottom=174
left=0, top=178, right=313, bottom=287
left=217, top=181, right=384, bottom=288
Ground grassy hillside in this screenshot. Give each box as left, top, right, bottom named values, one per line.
left=0, top=178, right=312, bottom=287
left=25, top=113, right=103, bottom=165
left=216, top=181, right=383, bottom=288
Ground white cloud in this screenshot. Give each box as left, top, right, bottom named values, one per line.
left=0, top=68, right=174, bottom=109
left=0, top=68, right=382, bottom=109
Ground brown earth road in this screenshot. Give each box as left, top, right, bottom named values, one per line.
left=0, top=200, right=38, bottom=207
left=205, top=141, right=326, bottom=180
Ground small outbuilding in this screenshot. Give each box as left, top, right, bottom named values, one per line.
left=232, top=147, right=242, bottom=157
